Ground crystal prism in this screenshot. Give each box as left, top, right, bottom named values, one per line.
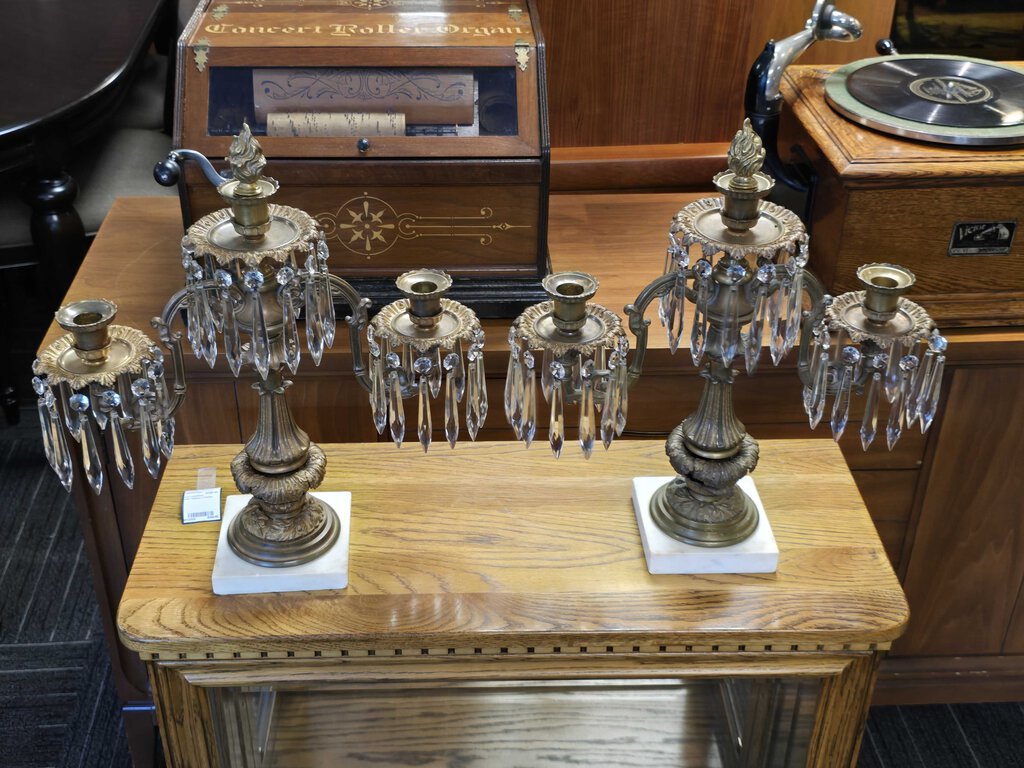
left=370, top=354, right=387, bottom=434
left=429, top=347, right=443, bottom=399
left=466, top=357, right=481, bottom=440
left=808, top=351, right=828, bottom=429
left=475, top=354, right=488, bottom=425
left=541, top=348, right=554, bottom=402
left=549, top=379, right=564, bottom=458
left=60, top=382, right=79, bottom=440
left=522, top=352, right=537, bottom=448
left=444, top=354, right=459, bottom=448
left=304, top=258, right=325, bottom=365
left=784, top=267, right=803, bottom=355
left=919, top=353, right=945, bottom=434
left=109, top=408, right=136, bottom=489
left=860, top=372, right=881, bottom=450
left=220, top=282, right=242, bottom=377
left=601, top=356, right=619, bottom=449
left=886, top=387, right=904, bottom=450
left=690, top=260, right=711, bottom=366
left=745, top=279, right=769, bottom=376
left=388, top=372, right=405, bottom=447
left=278, top=278, right=301, bottom=375
left=417, top=375, right=432, bottom=453
left=768, top=279, right=787, bottom=366
left=579, top=364, right=595, bottom=459
left=666, top=274, right=686, bottom=354
left=831, top=347, right=860, bottom=441
left=68, top=394, right=102, bottom=494
left=884, top=339, right=903, bottom=403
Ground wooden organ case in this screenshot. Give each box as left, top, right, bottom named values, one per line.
left=175, top=0, right=550, bottom=316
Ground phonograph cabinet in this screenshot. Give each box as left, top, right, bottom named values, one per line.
left=174, top=0, right=550, bottom=315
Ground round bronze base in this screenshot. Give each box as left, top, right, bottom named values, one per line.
left=227, top=495, right=341, bottom=568
left=649, top=479, right=759, bottom=548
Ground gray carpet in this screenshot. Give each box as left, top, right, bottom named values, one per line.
left=2, top=409, right=1024, bottom=767
left=0, top=419, right=131, bottom=768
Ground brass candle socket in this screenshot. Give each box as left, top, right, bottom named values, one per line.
left=54, top=299, right=118, bottom=364
left=543, top=271, right=598, bottom=333
left=856, top=263, right=916, bottom=325
left=396, top=268, right=451, bottom=329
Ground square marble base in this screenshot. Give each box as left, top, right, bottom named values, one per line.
left=212, top=492, right=351, bottom=595
left=632, top=476, right=778, bottom=575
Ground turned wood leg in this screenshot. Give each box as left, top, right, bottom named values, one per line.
left=22, top=127, right=87, bottom=307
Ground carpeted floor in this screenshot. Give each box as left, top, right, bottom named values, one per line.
left=0, top=416, right=131, bottom=768
left=2, top=408, right=1024, bottom=767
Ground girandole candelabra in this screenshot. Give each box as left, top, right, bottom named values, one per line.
left=622, top=119, right=945, bottom=550
left=367, top=268, right=487, bottom=452
left=504, top=271, right=630, bottom=457
left=153, top=124, right=486, bottom=568
left=33, top=299, right=184, bottom=495
left=154, top=123, right=372, bottom=568
left=622, top=119, right=809, bottom=547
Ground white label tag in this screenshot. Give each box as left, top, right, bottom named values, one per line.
left=182, top=487, right=222, bottom=524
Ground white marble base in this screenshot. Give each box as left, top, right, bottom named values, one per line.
left=632, top=476, right=778, bottom=575
left=212, top=492, right=351, bottom=595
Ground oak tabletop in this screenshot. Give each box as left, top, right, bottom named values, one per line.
left=117, top=439, right=908, bottom=657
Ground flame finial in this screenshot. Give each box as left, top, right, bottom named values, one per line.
left=227, top=123, right=267, bottom=194
left=726, top=119, right=766, bottom=187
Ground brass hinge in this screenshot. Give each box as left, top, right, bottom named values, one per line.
left=514, top=40, right=530, bottom=72
left=508, top=4, right=523, bottom=21
left=211, top=4, right=229, bottom=20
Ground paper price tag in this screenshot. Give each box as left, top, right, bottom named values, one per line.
left=182, top=487, right=222, bottom=524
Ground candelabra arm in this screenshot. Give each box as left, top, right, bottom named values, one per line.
left=795, top=269, right=827, bottom=389
left=625, top=271, right=682, bottom=384
left=326, top=274, right=373, bottom=392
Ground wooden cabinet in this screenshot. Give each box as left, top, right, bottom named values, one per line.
left=117, top=440, right=904, bottom=767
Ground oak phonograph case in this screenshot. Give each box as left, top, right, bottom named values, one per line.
left=779, top=55, right=1024, bottom=327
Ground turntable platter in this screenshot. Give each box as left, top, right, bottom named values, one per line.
left=825, top=54, right=1024, bottom=146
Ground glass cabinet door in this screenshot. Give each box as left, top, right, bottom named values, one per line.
left=209, top=66, right=519, bottom=140
left=208, top=675, right=821, bottom=768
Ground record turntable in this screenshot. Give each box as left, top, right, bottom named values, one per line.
left=825, top=53, right=1024, bottom=146
left=778, top=59, right=1024, bottom=327
left=744, top=3, right=1024, bottom=327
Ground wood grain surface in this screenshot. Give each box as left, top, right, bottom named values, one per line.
left=117, top=439, right=906, bottom=657
left=897, top=367, right=1024, bottom=658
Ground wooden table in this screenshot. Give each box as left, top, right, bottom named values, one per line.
left=117, top=439, right=906, bottom=767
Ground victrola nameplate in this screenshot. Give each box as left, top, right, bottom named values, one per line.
left=175, top=0, right=549, bottom=316
left=782, top=64, right=1024, bottom=327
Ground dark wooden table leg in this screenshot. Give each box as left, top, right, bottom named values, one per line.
left=22, top=126, right=87, bottom=308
